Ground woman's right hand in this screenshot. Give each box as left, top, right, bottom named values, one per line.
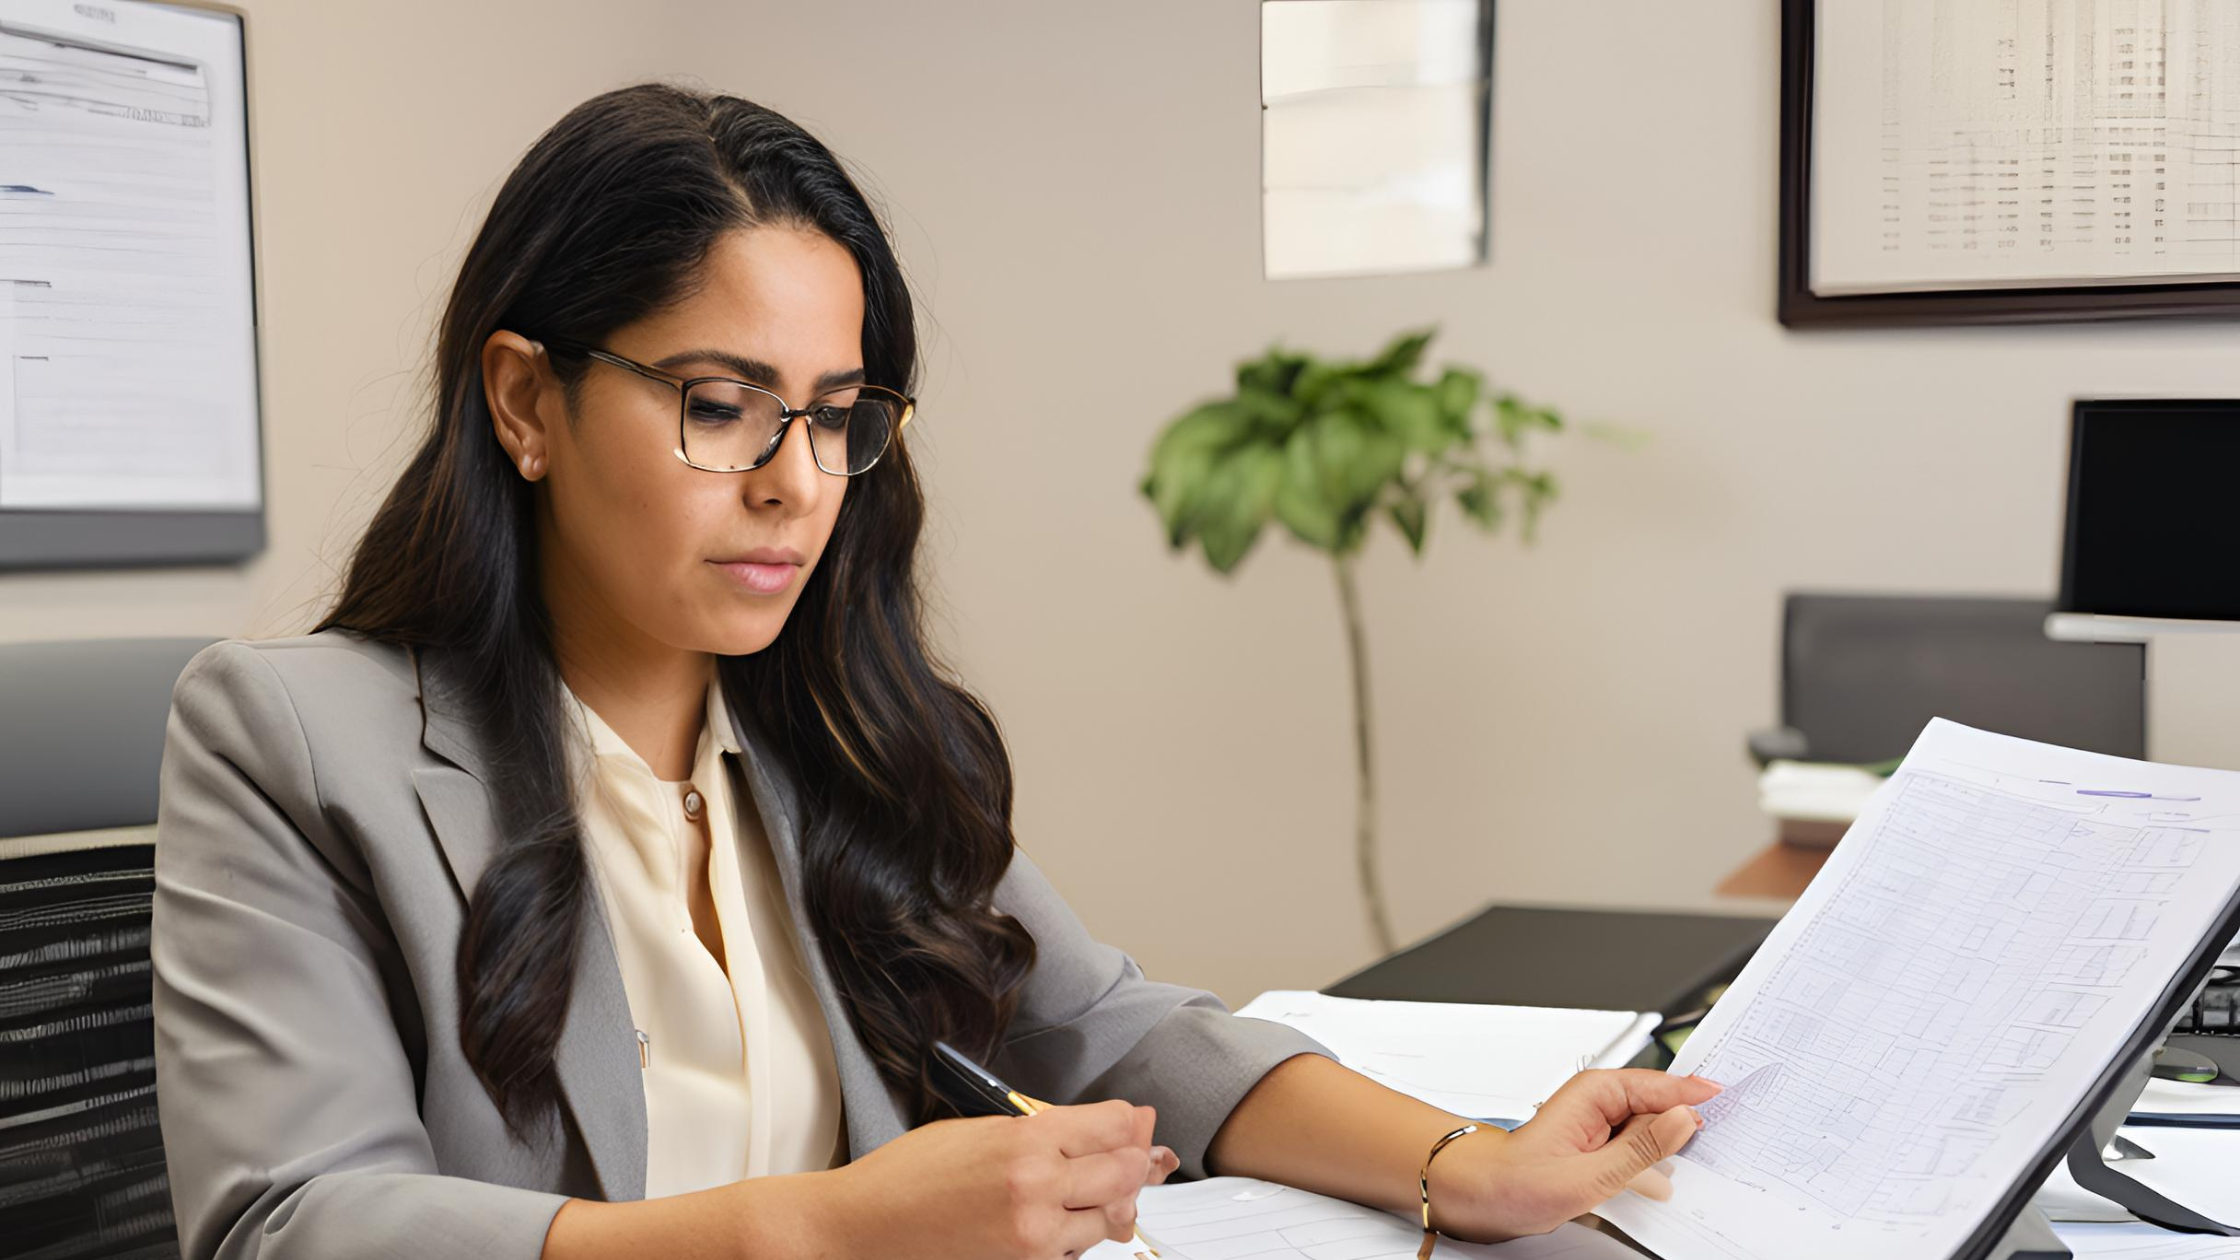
left=823, top=1098, right=1164, bottom=1259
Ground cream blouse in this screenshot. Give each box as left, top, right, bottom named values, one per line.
left=560, top=671, right=845, bottom=1196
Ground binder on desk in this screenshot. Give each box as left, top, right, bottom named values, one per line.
left=1325, top=902, right=1778, bottom=1019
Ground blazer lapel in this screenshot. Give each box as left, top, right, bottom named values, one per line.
left=721, top=687, right=910, bottom=1159
left=409, top=644, right=500, bottom=900
left=408, top=645, right=649, bottom=1201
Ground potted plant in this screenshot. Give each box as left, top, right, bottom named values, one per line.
left=1139, top=327, right=1572, bottom=953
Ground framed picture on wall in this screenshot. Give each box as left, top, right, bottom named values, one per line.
left=1780, top=0, right=2240, bottom=327
left=1259, top=0, right=1495, bottom=281
left=0, top=0, right=266, bottom=569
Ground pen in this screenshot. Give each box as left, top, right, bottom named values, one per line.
left=932, top=1041, right=1172, bottom=1259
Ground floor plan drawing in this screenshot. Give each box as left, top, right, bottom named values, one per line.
left=1597, top=721, right=2240, bottom=1260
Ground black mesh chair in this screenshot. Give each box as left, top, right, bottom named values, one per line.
left=2, top=637, right=217, bottom=1260
left=1748, top=594, right=2146, bottom=767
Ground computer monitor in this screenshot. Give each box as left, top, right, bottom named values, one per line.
left=2050, top=399, right=2240, bottom=642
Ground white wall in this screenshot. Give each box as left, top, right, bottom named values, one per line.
left=5, top=0, right=2236, bottom=1006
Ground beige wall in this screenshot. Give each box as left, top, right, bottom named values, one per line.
left=7, top=0, right=2239, bottom=1006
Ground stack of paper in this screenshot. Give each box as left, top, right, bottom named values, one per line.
left=1233, top=990, right=1659, bottom=1124
left=2042, top=1126, right=2240, bottom=1230
left=2130, top=1079, right=2240, bottom=1128
left=2051, top=1222, right=2240, bottom=1258
left=1758, top=759, right=1885, bottom=846
left=1085, top=1176, right=1636, bottom=1260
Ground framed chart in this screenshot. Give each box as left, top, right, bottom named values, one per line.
left=0, top=0, right=264, bottom=568
left=1780, top=0, right=2240, bottom=327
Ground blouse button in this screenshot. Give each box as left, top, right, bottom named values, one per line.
left=682, top=787, right=704, bottom=821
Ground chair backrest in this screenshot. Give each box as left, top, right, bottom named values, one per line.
left=1, top=637, right=217, bottom=841
left=2, top=636, right=215, bottom=1260
left=1781, top=594, right=2145, bottom=765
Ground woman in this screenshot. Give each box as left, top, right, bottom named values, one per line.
left=151, top=84, right=1718, bottom=1260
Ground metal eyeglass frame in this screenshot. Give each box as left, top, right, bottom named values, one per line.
left=532, top=338, right=914, bottom=477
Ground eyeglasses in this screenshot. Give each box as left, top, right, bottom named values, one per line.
left=534, top=339, right=914, bottom=477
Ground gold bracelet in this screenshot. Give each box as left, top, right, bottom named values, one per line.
left=1416, top=1122, right=1480, bottom=1260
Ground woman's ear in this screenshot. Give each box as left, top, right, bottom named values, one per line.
left=483, top=330, right=554, bottom=481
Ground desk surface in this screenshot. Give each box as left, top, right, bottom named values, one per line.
left=1713, top=840, right=1833, bottom=900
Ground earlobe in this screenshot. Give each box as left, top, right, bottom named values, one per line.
left=481, top=329, right=552, bottom=480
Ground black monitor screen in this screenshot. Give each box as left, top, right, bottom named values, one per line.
left=2060, top=400, right=2240, bottom=622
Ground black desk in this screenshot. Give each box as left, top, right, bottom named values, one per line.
left=1323, top=902, right=1779, bottom=1066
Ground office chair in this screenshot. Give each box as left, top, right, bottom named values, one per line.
left=1747, top=593, right=2145, bottom=767
left=2, top=636, right=217, bottom=1260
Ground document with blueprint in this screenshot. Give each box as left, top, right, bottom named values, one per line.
left=1597, top=720, right=2240, bottom=1260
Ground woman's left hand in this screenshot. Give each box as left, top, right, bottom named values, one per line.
left=1428, top=1068, right=1723, bottom=1242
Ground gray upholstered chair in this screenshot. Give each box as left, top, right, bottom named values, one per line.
left=2, top=636, right=218, bottom=1259
left=1748, top=594, right=2145, bottom=767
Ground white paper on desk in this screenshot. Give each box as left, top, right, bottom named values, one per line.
left=1595, top=720, right=2240, bottom=1260
left=2034, top=1151, right=2139, bottom=1225
left=2132, top=1078, right=2240, bottom=1121
left=2054, top=1220, right=2240, bottom=1258
left=2036, top=1121, right=2240, bottom=1224
left=2097, top=1125, right=2240, bottom=1227
left=1233, top=991, right=1658, bottom=1124
left=1081, top=1177, right=1638, bottom=1260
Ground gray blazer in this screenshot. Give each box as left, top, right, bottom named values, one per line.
left=151, top=630, right=1330, bottom=1260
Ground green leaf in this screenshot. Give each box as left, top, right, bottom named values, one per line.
left=1493, top=394, right=1528, bottom=447
left=1346, top=427, right=1407, bottom=511
left=1456, top=470, right=1502, bottom=531
left=1493, top=393, right=1565, bottom=448
left=1508, top=469, right=1559, bottom=542
left=1333, top=510, right=1371, bottom=555
left=1232, top=382, right=1306, bottom=437
left=1194, top=444, right=1284, bottom=573
left=1236, top=347, right=1310, bottom=398
left=1307, top=410, right=1367, bottom=510
left=1580, top=419, right=1650, bottom=450
left=1274, top=435, right=1342, bottom=551
left=1362, top=379, right=1449, bottom=455
left=1388, top=495, right=1428, bottom=555
left=1366, top=326, right=1438, bottom=377
left=1298, top=410, right=1405, bottom=518
left=1290, top=361, right=1343, bottom=409
left=1141, top=401, right=1249, bottom=545
left=1433, top=367, right=1482, bottom=436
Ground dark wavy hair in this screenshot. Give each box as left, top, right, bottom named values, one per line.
left=314, top=82, right=1036, bottom=1136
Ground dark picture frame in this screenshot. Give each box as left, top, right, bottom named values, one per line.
left=1778, top=0, right=2240, bottom=328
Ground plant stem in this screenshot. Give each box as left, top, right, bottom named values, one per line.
left=1333, top=554, right=1396, bottom=955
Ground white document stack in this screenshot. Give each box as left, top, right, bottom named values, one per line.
left=1084, top=1176, right=1633, bottom=1260
left=1233, top=991, right=1659, bottom=1125
left=1596, top=720, right=2240, bottom=1260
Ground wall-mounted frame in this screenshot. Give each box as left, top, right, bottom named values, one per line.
left=1259, top=0, right=1495, bottom=282
left=1780, top=0, right=2240, bottom=328
left=0, top=0, right=265, bottom=569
